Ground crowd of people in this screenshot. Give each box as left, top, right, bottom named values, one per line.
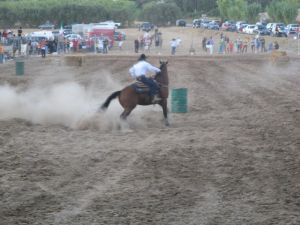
left=0, top=28, right=114, bottom=62
left=0, top=26, right=285, bottom=64
left=200, top=33, right=280, bottom=55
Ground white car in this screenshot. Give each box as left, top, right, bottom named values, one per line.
left=286, top=24, right=300, bottom=35
left=65, top=34, right=82, bottom=41
left=243, top=24, right=256, bottom=34
left=101, top=21, right=121, bottom=28
left=236, top=21, right=247, bottom=30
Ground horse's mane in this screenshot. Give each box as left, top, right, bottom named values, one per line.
left=154, top=63, right=164, bottom=80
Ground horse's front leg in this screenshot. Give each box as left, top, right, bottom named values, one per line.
left=160, top=98, right=169, bottom=126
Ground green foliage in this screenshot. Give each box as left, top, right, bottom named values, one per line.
left=217, top=0, right=247, bottom=20
left=267, top=0, right=298, bottom=23
left=246, top=3, right=262, bottom=23
left=141, top=1, right=182, bottom=25
left=0, top=0, right=137, bottom=27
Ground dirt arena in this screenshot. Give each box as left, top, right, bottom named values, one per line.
left=1, top=27, right=300, bottom=225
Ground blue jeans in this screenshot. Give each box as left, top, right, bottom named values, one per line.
left=139, top=75, right=159, bottom=96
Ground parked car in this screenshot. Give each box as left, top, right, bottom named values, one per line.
left=63, top=29, right=72, bottom=36
left=243, top=24, right=256, bottom=34
left=192, top=19, right=201, bottom=28
left=285, top=24, right=300, bottom=35
left=201, top=20, right=211, bottom=29
left=237, top=23, right=248, bottom=33
left=271, top=23, right=287, bottom=37
left=236, top=21, right=247, bottom=30
left=253, top=25, right=271, bottom=36
left=221, top=21, right=236, bottom=31
left=103, top=20, right=121, bottom=28
left=65, top=34, right=82, bottom=41
left=38, top=21, right=55, bottom=30
left=207, top=21, right=220, bottom=30
left=176, top=19, right=186, bottom=27
left=140, top=22, right=153, bottom=32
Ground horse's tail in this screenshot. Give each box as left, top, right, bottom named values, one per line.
left=100, top=91, right=121, bottom=111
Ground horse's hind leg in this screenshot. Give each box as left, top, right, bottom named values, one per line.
left=120, top=107, right=134, bottom=121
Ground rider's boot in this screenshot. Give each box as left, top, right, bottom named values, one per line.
left=152, top=94, right=161, bottom=103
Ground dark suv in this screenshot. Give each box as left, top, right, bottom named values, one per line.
left=140, top=22, right=153, bottom=32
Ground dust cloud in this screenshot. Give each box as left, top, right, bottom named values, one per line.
left=0, top=73, right=131, bottom=129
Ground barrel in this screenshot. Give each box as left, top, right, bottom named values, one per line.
left=15, top=60, right=24, bottom=75
left=171, top=88, right=188, bottom=113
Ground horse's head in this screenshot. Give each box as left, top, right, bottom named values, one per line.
left=155, top=60, right=169, bottom=85
left=159, top=60, right=168, bottom=69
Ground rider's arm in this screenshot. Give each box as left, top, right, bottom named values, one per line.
left=129, top=66, right=136, bottom=78
left=145, top=62, right=161, bottom=73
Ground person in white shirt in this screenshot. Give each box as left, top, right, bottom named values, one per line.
left=170, top=38, right=178, bottom=55
left=129, top=54, right=161, bottom=102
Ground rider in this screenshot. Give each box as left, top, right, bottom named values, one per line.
left=129, top=54, right=161, bottom=102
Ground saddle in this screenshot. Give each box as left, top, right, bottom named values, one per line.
left=131, top=80, right=150, bottom=94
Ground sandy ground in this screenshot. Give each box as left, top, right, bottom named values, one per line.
left=0, top=27, right=300, bottom=225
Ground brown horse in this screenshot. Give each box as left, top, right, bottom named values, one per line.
left=100, top=60, right=170, bottom=126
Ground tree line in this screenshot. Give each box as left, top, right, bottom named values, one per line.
left=0, top=0, right=299, bottom=28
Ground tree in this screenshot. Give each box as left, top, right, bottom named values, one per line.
left=267, top=0, right=298, bottom=24
left=246, top=3, right=262, bottom=23
left=141, top=2, right=182, bottom=26
left=217, top=0, right=247, bottom=20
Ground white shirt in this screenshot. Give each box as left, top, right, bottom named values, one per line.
left=170, top=40, right=177, bottom=48
left=129, top=60, right=161, bottom=78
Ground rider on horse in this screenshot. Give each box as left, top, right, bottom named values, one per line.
left=129, top=54, right=161, bottom=103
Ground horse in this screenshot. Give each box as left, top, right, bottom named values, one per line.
left=100, top=60, right=170, bottom=126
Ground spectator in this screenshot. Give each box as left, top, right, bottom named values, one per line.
left=202, top=37, right=207, bottom=52
left=228, top=41, right=234, bottom=53
left=17, top=27, right=22, bottom=37
left=98, top=39, right=103, bottom=53
left=134, top=39, right=139, bottom=53
left=40, top=39, right=47, bottom=58
left=242, top=39, right=248, bottom=53
left=0, top=42, right=4, bottom=63
left=250, top=38, right=255, bottom=53
left=274, top=41, right=279, bottom=50
left=218, top=38, right=225, bottom=54
left=255, top=36, right=260, bottom=53
left=103, top=38, right=109, bottom=54
left=170, top=38, right=178, bottom=55
left=206, top=36, right=214, bottom=55
left=260, top=37, right=266, bottom=52
left=12, top=35, right=21, bottom=58
left=118, top=40, right=123, bottom=50
left=268, top=42, right=273, bottom=52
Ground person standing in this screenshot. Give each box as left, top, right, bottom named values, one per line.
left=17, top=27, right=22, bottom=37
left=260, top=37, right=266, bottom=52
left=118, top=40, right=123, bottom=50
left=0, top=42, right=4, bottom=63
left=202, top=37, right=207, bottom=52
left=134, top=39, right=139, bottom=53
left=40, top=39, right=46, bottom=58
left=206, top=36, right=214, bottom=54
left=103, top=39, right=108, bottom=54
left=170, top=38, right=177, bottom=55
